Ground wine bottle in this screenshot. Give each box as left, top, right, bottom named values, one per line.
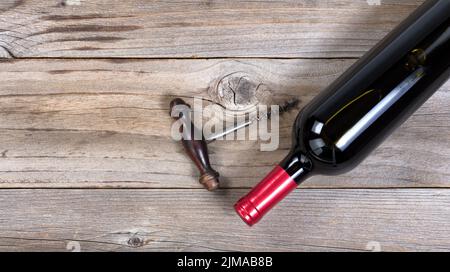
left=235, top=0, right=450, bottom=226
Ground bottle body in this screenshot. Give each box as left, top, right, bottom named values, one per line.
left=235, top=0, right=450, bottom=226
left=295, top=0, right=450, bottom=176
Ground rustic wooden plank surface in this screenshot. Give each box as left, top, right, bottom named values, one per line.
left=0, top=59, right=448, bottom=189
left=0, top=0, right=449, bottom=252
left=0, top=189, right=450, bottom=252
left=0, top=0, right=423, bottom=58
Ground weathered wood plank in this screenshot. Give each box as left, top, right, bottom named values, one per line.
left=0, top=59, right=449, bottom=188
left=0, top=188, right=449, bottom=251
left=0, top=0, right=423, bottom=58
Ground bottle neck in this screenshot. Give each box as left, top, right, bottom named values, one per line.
left=279, top=151, right=313, bottom=184
left=234, top=152, right=313, bottom=226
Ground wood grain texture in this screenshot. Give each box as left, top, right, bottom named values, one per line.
left=0, top=189, right=450, bottom=252
left=0, top=59, right=449, bottom=188
left=0, top=0, right=449, bottom=252
left=0, top=0, right=424, bottom=58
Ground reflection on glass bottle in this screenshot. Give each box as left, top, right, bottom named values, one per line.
left=307, top=19, right=449, bottom=168
left=235, top=0, right=450, bottom=226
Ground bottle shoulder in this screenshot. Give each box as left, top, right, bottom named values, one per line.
left=292, top=109, right=367, bottom=175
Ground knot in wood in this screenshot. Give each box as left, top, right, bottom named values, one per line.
left=210, top=72, right=272, bottom=112
left=127, top=236, right=144, bottom=248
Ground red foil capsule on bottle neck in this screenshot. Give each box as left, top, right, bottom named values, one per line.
left=234, top=166, right=298, bottom=226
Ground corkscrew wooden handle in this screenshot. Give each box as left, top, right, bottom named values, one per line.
left=169, top=98, right=219, bottom=191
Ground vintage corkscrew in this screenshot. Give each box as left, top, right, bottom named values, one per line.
left=169, top=98, right=299, bottom=191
